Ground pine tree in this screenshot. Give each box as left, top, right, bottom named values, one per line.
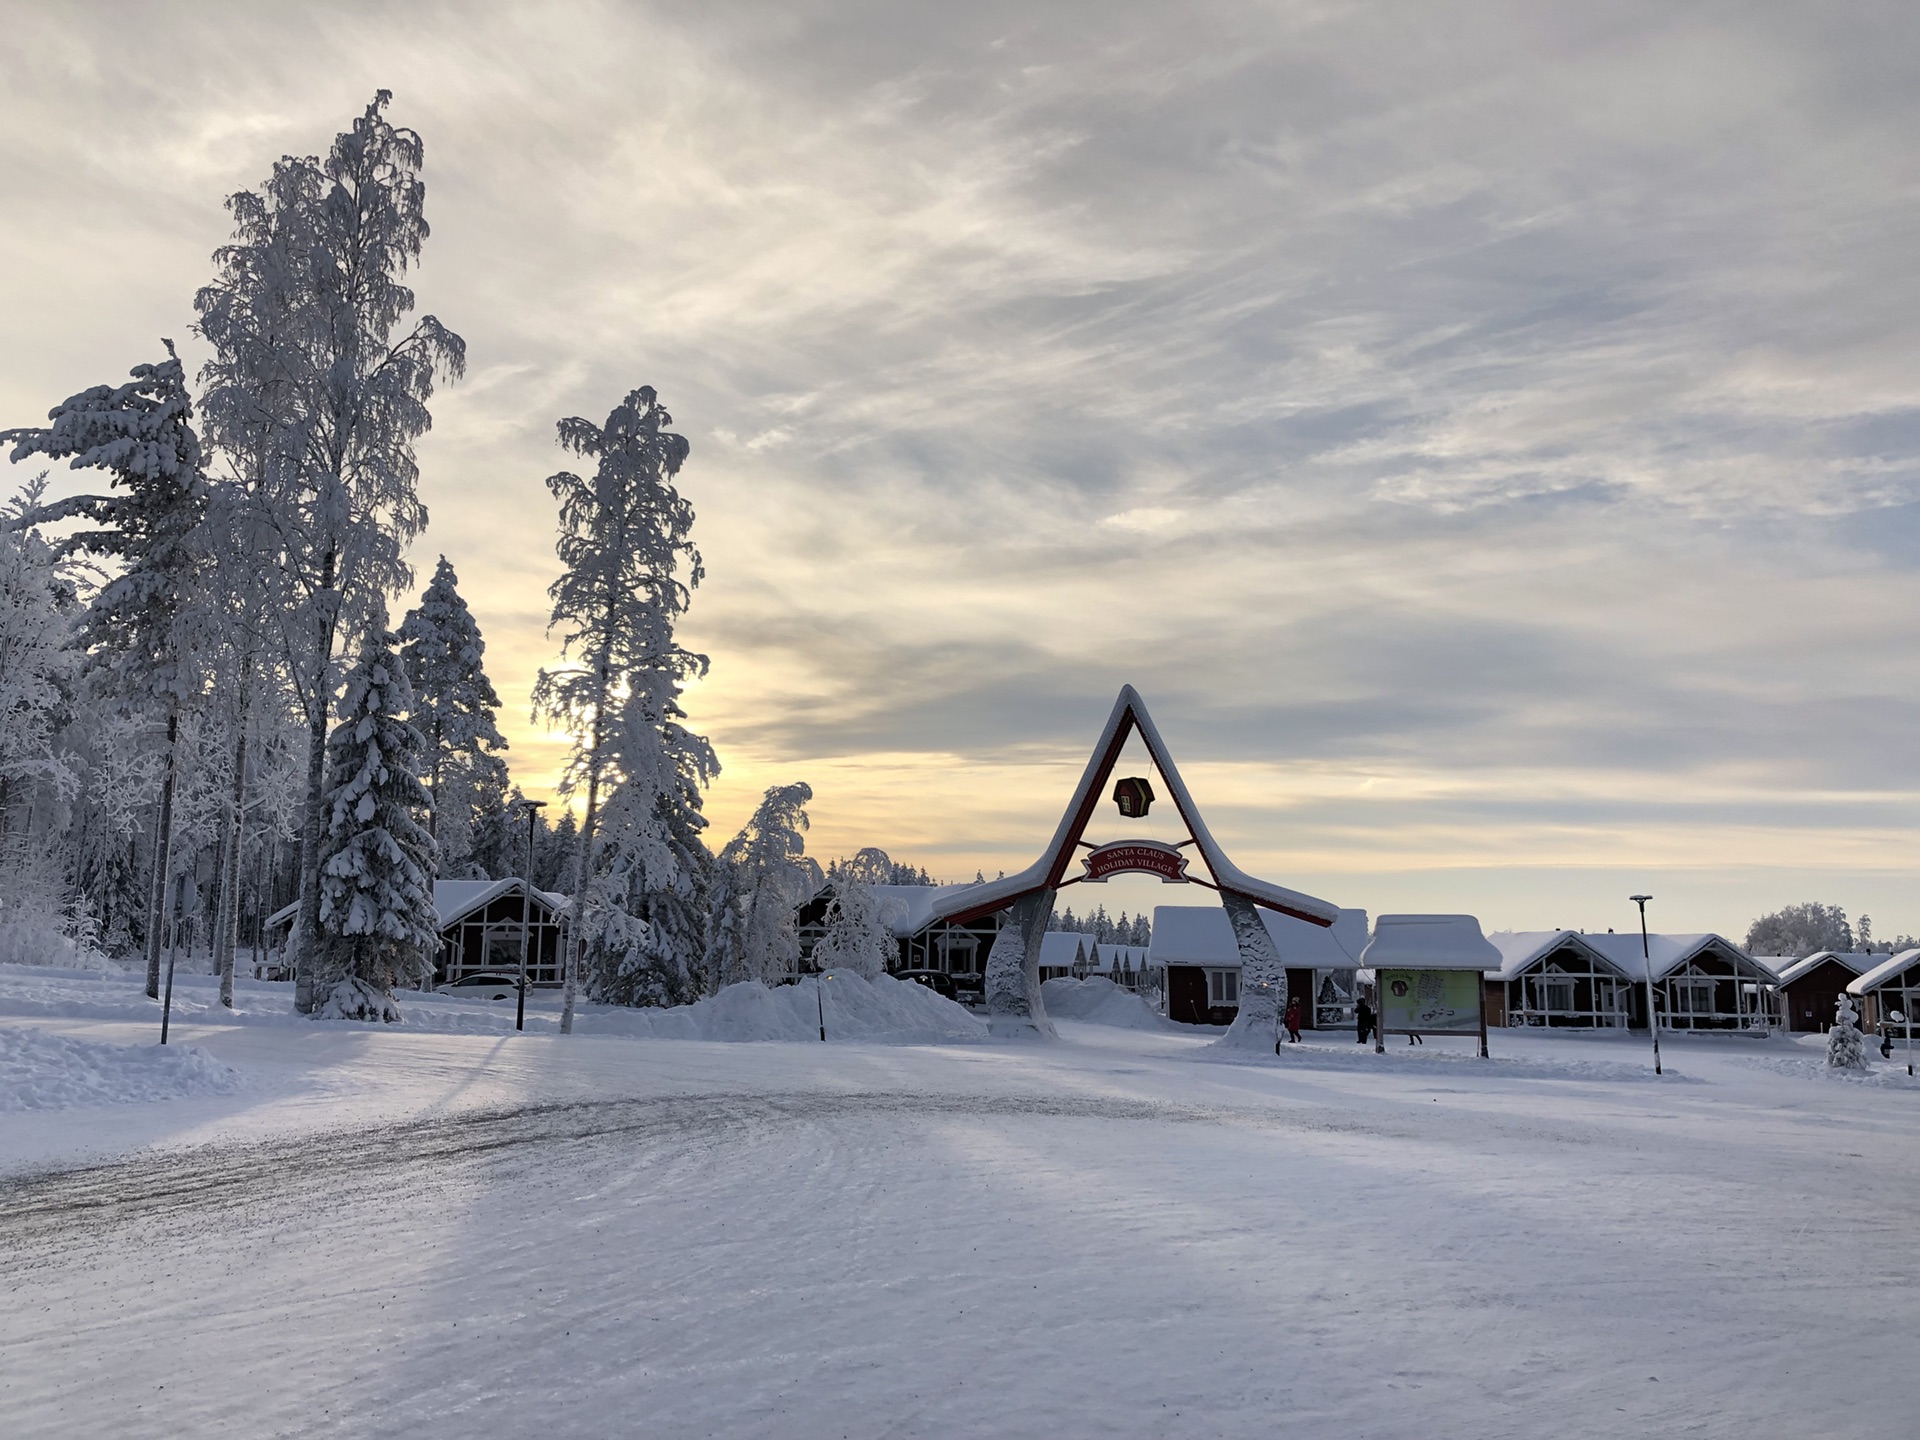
left=813, top=878, right=895, bottom=979
left=195, top=92, right=465, bottom=1014
left=531, top=384, right=711, bottom=1031
left=1827, top=993, right=1869, bottom=1070
left=310, top=620, right=439, bottom=1020
left=399, top=556, right=508, bottom=872
left=707, top=783, right=818, bottom=986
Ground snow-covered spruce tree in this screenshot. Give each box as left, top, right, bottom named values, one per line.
left=399, top=556, right=508, bottom=872
left=1827, top=993, right=1869, bottom=1070
left=3, top=349, right=212, bottom=996
left=310, top=620, right=439, bottom=1020
left=531, top=385, right=711, bottom=1031
left=811, top=878, right=895, bottom=979
left=194, top=92, right=464, bottom=1014
left=578, top=673, right=718, bottom=1007
left=706, top=783, right=819, bottom=987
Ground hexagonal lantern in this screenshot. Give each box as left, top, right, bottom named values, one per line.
left=1113, top=775, right=1155, bottom=818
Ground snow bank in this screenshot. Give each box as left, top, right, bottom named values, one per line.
left=592, top=972, right=987, bottom=1045
left=0, top=1024, right=243, bottom=1111
left=1040, top=976, right=1177, bottom=1032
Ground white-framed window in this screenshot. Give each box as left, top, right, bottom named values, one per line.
left=1207, top=968, right=1239, bottom=1006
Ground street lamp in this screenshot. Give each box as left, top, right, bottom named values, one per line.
left=1630, top=894, right=1661, bottom=1076
left=516, top=799, right=547, bottom=1033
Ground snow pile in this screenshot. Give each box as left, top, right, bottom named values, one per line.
left=1041, top=976, right=1177, bottom=1032
left=0, top=1024, right=242, bottom=1111
left=597, top=972, right=986, bottom=1044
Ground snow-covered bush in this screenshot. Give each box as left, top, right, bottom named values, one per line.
left=1827, top=993, right=1869, bottom=1070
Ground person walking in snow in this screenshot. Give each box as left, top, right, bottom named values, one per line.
left=1356, top=996, right=1375, bottom=1046
left=1283, top=994, right=1303, bottom=1043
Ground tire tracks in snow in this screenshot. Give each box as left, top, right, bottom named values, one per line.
left=0, top=1089, right=1372, bottom=1250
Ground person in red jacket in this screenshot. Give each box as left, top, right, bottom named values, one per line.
left=1283, top=994, right=1303, bottom=1043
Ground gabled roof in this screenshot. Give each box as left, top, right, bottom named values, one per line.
left=1847, top=949, right=1920, bottom=996
left=1484, top=931, right=1634, bottom=983
left=265, top=878, right=566, bottom=934
left=1148, top=905, right=1368, bottom=969
left=1038, top=932, right=1091, bottom=967
left=1773, top=952, right=1874, bottom=986
left=928, top=686, right=1339, bottom=929
left=1580, top=931, right=1775, bottom=983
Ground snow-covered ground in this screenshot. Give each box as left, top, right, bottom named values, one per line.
left=2, top=967, right=1917, bottom=1439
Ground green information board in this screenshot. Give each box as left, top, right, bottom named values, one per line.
left=1378, top=968, right=1482, bottom=1035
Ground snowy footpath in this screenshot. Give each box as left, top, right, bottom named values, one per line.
left=2, top=968, right=1918, bottom=1439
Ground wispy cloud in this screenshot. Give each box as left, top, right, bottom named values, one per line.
left=5, top=0, right=1919, bottom=931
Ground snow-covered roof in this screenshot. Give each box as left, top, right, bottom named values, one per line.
left=1847, top=949, right=1920, bottom=996
left=1148, top=905, right=1368, bottom=969
left=1090, top=943, right=1149, bottom=971
left=1577, top=931, right=1774, bottom=983
left=845, top=883, right=980, bottom=938
left=1483, top=931, right=1635, bottom=983
left=1038, top=931, right=1091, bottom=967
left=265, top=878, right=567, bottom=934
left=1359, top=915, right=1500, bottom=972
left=1773, top=952, right=1874, bottom=986
left=925, top=687, right=1340, bottom=929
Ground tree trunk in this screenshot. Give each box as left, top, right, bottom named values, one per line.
left=557, top=755, right=602, bottom=1036
left=291, top=570, right=340, bottom=1016
left=984, top=889, right=1056, bottom=1040
left=290, top=707, right=329, bottom=1014
left=1219, top=892, right=1285, bottom=1050
left=142, top=705, right=180, bottom=1000
left=213, top=657, right=253, bottom=1008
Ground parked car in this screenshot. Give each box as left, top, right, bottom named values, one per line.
left=894, top=969, right=958, bottom=1001
left=437, top=972, right=520, bottom=1001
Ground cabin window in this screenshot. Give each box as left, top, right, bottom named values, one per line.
left=1207, top=969, right=1239, bottom=1006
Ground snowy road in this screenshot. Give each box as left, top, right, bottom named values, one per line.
left=3, top=1018, right=1917, bottom=1439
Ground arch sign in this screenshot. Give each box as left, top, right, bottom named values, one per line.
left=1081, top=839, right=1189, bottom=883
left=924, top=685, right=1340, bottom=1043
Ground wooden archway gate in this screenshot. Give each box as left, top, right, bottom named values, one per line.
left=927, top=686, right=1341, bottom=1043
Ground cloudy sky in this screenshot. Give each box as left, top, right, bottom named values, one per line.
left=5, top=1, right=1919, bottom=935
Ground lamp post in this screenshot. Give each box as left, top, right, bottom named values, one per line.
left=516, top=799, right=547, bottom=1033
left=1631, top=894, right=1661, bottom=1076
left=817, top=971, right=829, bottom=1042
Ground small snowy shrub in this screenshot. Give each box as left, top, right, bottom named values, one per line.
left=1827, top=993, right=1869, bottom=1070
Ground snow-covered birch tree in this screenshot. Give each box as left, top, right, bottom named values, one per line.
left=0, top=489, right=80, bottom=855
left=811, top=878, right=896, bottom=979
left=531, top=385, right=713, bottom=1030
left=706, top=783, right=819, bottom=987
left=194, top=91, right=464, bottom=1014
left=399, top=556, right=508, bottom=873
left=310, top=617, right=439, bottom=1020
